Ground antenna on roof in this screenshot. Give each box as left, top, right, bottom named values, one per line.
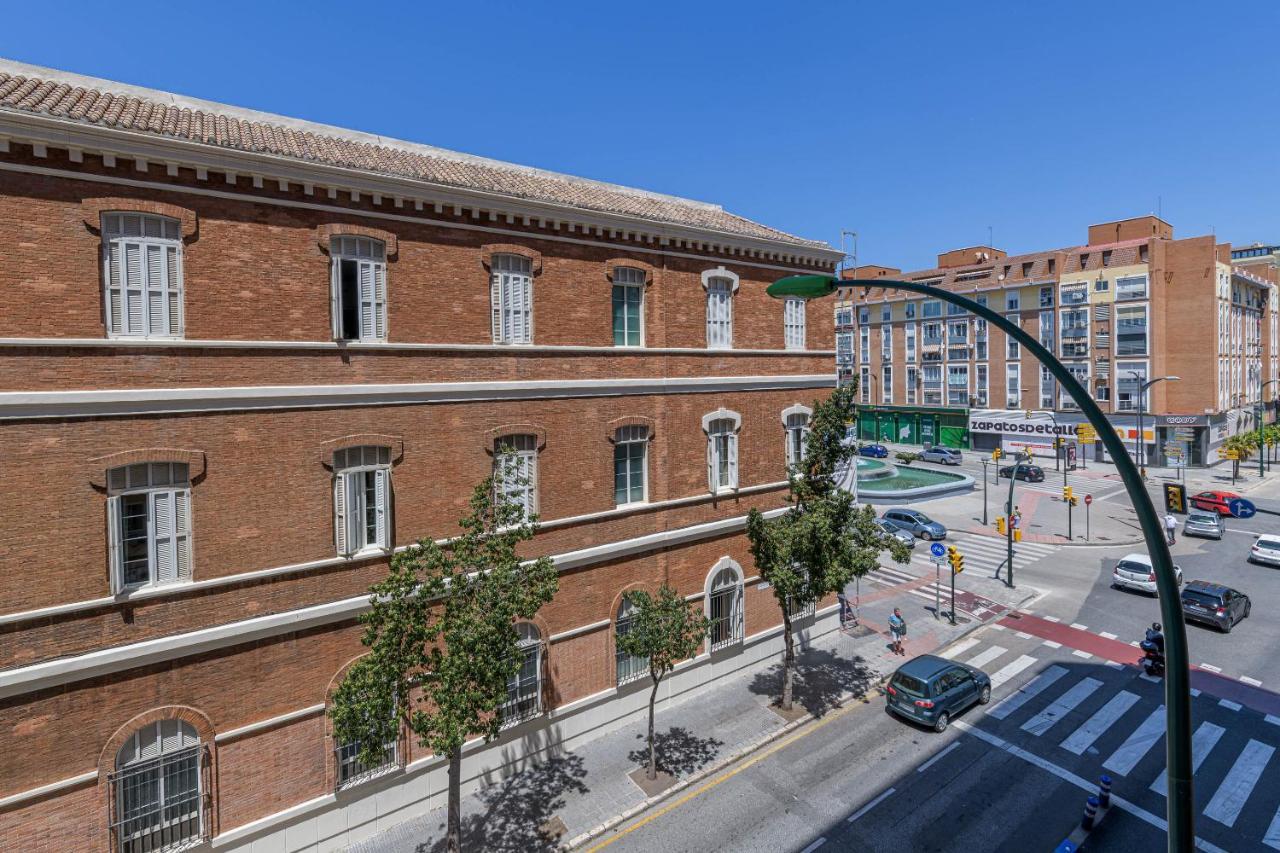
left=840, top=230, right=858, bottom=275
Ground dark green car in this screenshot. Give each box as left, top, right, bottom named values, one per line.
left=886, top=654, right=992, bottom=732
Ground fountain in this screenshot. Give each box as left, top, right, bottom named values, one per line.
left=854, top=456, right=973, bottom=502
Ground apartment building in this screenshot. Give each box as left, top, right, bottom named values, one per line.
left=835, top=217, right=1278, bottom=466
left=0, top=60, right=844, bottom=851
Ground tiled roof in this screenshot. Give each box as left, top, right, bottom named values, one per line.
left=0, top=61, right=831, bottom=253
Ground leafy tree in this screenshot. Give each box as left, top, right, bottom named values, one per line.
left=615, top=585, right=710, bottom=780
left=329, top=450, right=558, bottom=853
left=746, top=384, right=912, bottom=711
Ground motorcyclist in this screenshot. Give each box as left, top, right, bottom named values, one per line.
left=1144, top=622, right=1164, bottom=654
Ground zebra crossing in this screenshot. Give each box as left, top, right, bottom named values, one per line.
left=990, top=470, right=1114, bottom=499
left=908, top=534, right=1058, bottom=577
left=940, top=630, right=1280, bottom=850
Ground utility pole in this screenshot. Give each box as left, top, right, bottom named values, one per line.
left=1004, top=451, right=1023, bottom=588
left=981, top=459, right=989, bottom=524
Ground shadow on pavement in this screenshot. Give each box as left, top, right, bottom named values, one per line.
left=748, top=646, right=878, bottom=718
left=626, top=725, right=725, bottom=778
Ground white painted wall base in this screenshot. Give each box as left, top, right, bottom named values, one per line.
left=213, top=608, right=839, bottom=851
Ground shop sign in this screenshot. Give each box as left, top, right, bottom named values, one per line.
left=969, top=418, right=1076, bottom=437
left=1157, top=414, right=1208, bottom=427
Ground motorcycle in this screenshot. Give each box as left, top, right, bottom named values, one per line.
left=1140, top=622, right=1165, bottom=678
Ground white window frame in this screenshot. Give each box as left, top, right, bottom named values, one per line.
left=906, top=366, right=919, bottom=405
left=102, top=213, right=184, bottom=339
left=501, top=622, right=543, bottom=726
left=705, top=557, right=744, bottom=652
left=1006, top=363, right=1021, bottom=409
left=612, top=266, right=645, bottom=347
left=491, top=253, right=534, bottom=344
left=107, top=462, right=193, bottom=594
left=905, top=322, right=917, bottom=362
left=703, top=267, right=738, bottom=349
left=860, top=366, right=872, bottom=404
left=1005, top=291, right=1021, bottom=311
left=784, top=298, right=806, bottom=350
left=495, top=435, right=539, bottom=520
left=613, top=425, right=649, bottom=506
left=976, top=364, right=989, bottom=407
left=1115, top=303, right=1149, bottom=357
left=702, top=408, right=742, bottom=493
left=781, top=404, right=813, bottom=470
left=110, top=720, right=203, bottom=853
left=881, top=324, right=892, bottom=359
left=947, top=364, right=970, bottom=406
left=882, top=364, right=893, bottom=404
left=615, top=598, right=647, bottom=686
left=333, top=446, right=392, bottom=557
left=330, top=235, right=388, bottom=342
left=1005, top=313, right=1021, bottom=360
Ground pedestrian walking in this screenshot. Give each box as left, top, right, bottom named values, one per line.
left=1011, top=506, right=1022, bottom=532
left=837, top=591, right=853, bottom=627
left=888, top=607, right=907, bottom=656
left=1164, top=513, right=1177, bottom=545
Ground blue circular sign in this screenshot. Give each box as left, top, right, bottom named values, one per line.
left=1228, top=497, right=1257, bottom=519
left=930, top=542, right=946, bottom=557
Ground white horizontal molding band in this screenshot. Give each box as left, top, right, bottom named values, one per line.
left=0, top=507, right=785, bottom=700
left=0, top=374, right=835, bottom=420
left=0, top=481, right=788, bottom=627
left=0, top=769, right=97, bottom=810
left=0, top=337, right=835, bottom=358
left=214, top=703, right=326, bottom=743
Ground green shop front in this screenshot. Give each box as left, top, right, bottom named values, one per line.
left=855, top=405, right=971, bottom=449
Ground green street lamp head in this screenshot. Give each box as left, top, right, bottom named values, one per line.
left=766, top=274, right=840, bottom=300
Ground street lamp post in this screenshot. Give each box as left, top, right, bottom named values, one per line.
left=1131, top=373, right=1180, bottom=478
left=769, top=274, right=1196, bottom=852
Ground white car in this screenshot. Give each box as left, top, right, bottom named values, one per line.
left=1112, top=553, right=1183, bottom=596
left=1249, top=534, right=1280, bottom=567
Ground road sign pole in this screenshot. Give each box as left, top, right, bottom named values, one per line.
left=1085, top=494, right=1093, bottom=541
left=949, top=566, right=956, bottom=626
left=1068, top=500, right=1073, bottom=541
left=982, top=461, right=989, bottom=525
left=935, top=559, right=940, bottom=620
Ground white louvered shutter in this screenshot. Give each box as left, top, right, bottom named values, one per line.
left=330, top=258, right=343, bottom=340
left=104, top=240, right=123, bottom=335
left=152, top=490, right=177, bottom=584
left=107, top=496, right=123, bottom=594
left=168, top=244, right=184, bottom=336
left=491, top=270, right=503, bottom=342
left=728, top=433, right=739, bottom=489
left=359, top=261, right=376, bottom=340
left=334, top=474, right=349, bottom=556
left=373, top=468, right=388, bottom=548
left=373, top=262, right=387, bottom=340
left=525, top=450, right=537, bottom=516
left=137, top=723, right=163, bottom=762
left=125, top=242, right=145, bottom=336
left=706, top=435, right=715, bottom=492
left=174, top=488, right=191, bottom=580
left=146, top=243, right=168, bottom=336
left=520, top=275, right=533, bottom=343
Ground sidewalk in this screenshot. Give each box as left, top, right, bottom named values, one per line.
left=347, top=581, right=1036, bottom=853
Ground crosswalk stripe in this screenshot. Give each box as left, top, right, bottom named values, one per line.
left=1021, top=677, right=1103, bottom=736
left=940, top=638, right=980, bottom=660
left=989, top=665, right=1068, bottom=721
left=1103, top=706, right=1165, bottom=776
left=990, top=655, right=1038, bottom=688
left=1150, top=722, right=1226, bottom=796
left=1060, top=691, right=1140, bottom=755
left=1264, top=802, right=1280, bottom=850
left=1203, top=739, right=1274, bottom=828
left=967, top=646, right=1008, bottom=668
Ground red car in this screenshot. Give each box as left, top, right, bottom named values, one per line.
left=1189, top=490, right=1241, bottom=515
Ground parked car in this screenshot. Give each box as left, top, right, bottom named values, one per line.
left=874, top=519, right=918, bottom=550
left=920, top=446, right=963, bottom=465
left=1249, top=534, right=1280, bottom=566
left=998, top=463, right=1045, bottom=482
left=1111, top=553, right=1183, bottom=596
left=1181, top=580, right=1251, bottom=633
left=1183, top=511, right=1225, bottom=540
left=881, top=508, right=948, bottom=540
left=859, top=443, right=889, bottom=459
left=1189, top=490, right=1241, bottom=516
left=886, top=654, right=991, bottom=733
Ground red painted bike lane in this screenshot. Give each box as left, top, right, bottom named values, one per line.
left=1000, top=611, right=1280, bottom=717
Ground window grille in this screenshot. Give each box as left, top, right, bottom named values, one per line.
left=501, top=623, right=542, bottom=726
left=109, top=722, right=204, bottom=853
left=335, top=737, right=399, bottom=789
left=615, top=598, right=647, bottom=685
left=708, top=568, right=743, bottom=651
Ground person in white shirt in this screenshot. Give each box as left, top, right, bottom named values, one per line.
left=1164, top=513, right=1177, bottom=545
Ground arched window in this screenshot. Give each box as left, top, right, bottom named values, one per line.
left=334, top=709, right=400, bottom=789
left=781, top=405, right=813, bottom=470
left=705, top=276, right=734, bottom=349
left=102, top=213, right=183, bottom=339
left=501, top=622, right=542, bottom=726
left=707, top=562, right=743, bottom=652
left=107, top=462, right=192, bottom=593
left=330, top=235, right=387, bottom=342
left=702, top=409, right=741, bottom=493
left=491, top=254, right=533, bottom=344
left=615, top=597, right=647, bottom=685
left=333, top=445, right=392, bottom=557
left=495, top=434, right=538, bottom=520
left=110, top=720, right=204, bottom=852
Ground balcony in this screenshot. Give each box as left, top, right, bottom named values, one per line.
left=947, top=347, right=970, bottom=361
left=922, top=380, right=943, bottom=390
left=1061, top=343, right=1089, bottom=358
left=922, top=351, right=943, bottom=363
left=1062, top=326, right=1089, bottom=339
left=1115, top=338, right=1148, bottom=357
left=1062, top=290, right=1089, bottom=305
left=922, top=336, right=944, bottom=346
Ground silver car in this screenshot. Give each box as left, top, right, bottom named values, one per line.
left=875, top=519, right=918, bottom=550
left=1183, top=511, right=1224, bottom=540
left=920, top=446, right=963, bottom=465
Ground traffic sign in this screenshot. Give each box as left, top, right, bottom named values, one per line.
left=1228, top=497, right=1257, bottom=519
left=1220, top=449, right=1240, bottom=460
left=1084, top=494, right=1093, bottom=506
left=930, top=542, right=946, bottom=558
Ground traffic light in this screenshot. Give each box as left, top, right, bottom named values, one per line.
left=1164, top=483, right=1187, bottom=514
left=992, top=448, right=1003, bottom=461
left=996, top=516, right=1006, bottom=535
left=947, top=545, right=964, bottom=575
left=1063, top=485, right=1074, bottom=503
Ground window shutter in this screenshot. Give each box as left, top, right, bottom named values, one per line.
left=491, top=271, right=503, bottom=343
left=728, top=433, right=739, bottom=489
left=167, top=244, right=184, bottom=337
left=521, top=276, right=533, bottom=343
left=526, top=450, right=537, bottom=516
left=359, top=261, right=376, bottom=340
left=145, top=243, right=167, bottom=336
left=152, top=490, right=176, bottom=584
left=124, top=242, right=144, bottom=336
left=105, top=241, right=122, bottom=335
left=706, top=291, right=715, bottom=347
left=330, top=258, right=343, bottom=340
left=373, top=262, right=387, bottom=340
left=175, top=488, right=191, bottom=580
left=107, top=496, right=123, bottom=594
left=334, top=474, right=349, bottom=556
left=706, top=434, right=715, bottom=492
left=374, top=468, right=388, bottom=548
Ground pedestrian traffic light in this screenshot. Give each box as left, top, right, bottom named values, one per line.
left=1164, top=483, right=1186, bottom=514
left=1013, top=528, right=1022, bottom=542
left=996, top=516, right=1006, bottom=535
left=947, top=545, right=964, bottom=575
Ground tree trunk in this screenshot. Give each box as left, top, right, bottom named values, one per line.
left=781, top=613, right=794, bottom=711
left=447, top=746, right=462, bottom=853
left=647, top=675, right=661, bottom=780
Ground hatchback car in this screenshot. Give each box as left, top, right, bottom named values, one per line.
left=1189, top=490, right=1241, bottom=516
left=874, top=519, right=918, bottom=550
left=1183, top=511, right=1225, bottom=540
left=880, top=508, right=947, bottom=541
left=998, top=464, right=1045, bottom=482
left=859, top=443, right=889, bottom=459
left=1181, top=580, right=1251, bottom=633
left=886, top=654, right=991, bottom=733
left=1112, top=553, right=1183, bottom=596
left=920, top=446, right=963, bottom=465
left=1249, top=534, right=1280, bottom=566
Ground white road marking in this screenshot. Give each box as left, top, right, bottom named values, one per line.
left=1150, top=722, right=1226, bottom=796
left=1200, top=663, right=1222, bottom=673
left=1203, top=739, right=1274, bottom=828
left=1241, top=676, right=1263, bottom=687
left=1060, top=691, right=1140, bottom=755
left=1042, top=640, right=1062, bottom=649
left=847, top=787, right=895, bottom=823
left=1191, top=689, right=1201, bottom=697
left=1218, top=700, right=1242, bottom=712
left=1070, top=623, right=1088, bottom=631
left=967, top=646, right=1008, bottom=668
left=916, top=741, right=961, bottom=773
left=1129, top=640, right=1140, bottom=647
left=1104, top=706, right=1166, bottom=776
left=1265, top=715, right=1280, bottom=727
left=990, top=665, right=1068, bottom=721
left=1015, top=631, right=1033, bottom=639
left=1139, top=673, right=1161, bottom=683
left=1022, top=677, right=1103, bottom=736
left=939, top=638, right=980, bottom=660
left=1043, top=615, right=1061, bottom=622
left=989, top=624, right=1007, bottom=631
left=1100, top=631, right=1118, bottom=640
left=990, top=655, right=1038, bottom=689
left=799, top=839, right=826, bottom=853
left=1072, top=650, right=1093, bottom=659
left=1265, top=803, right=1280, bottom=850
left=1105, top=660, right=1124, bottom=671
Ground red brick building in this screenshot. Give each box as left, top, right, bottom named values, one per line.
left=0, top=60, right=842, bottom=851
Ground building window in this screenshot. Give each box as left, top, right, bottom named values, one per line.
left=904, top=302, right=916, bottom=319
left=976, top=364, right=988, bottom=407
left=858, top=306, right=870, bottom=325
left=707, top=563, right=743, bottom=651
left=330, top=235, right=388, bottom=342
left=906, top=366, right=919, bottom=405
left=860, top=366, right=872, bottom=404
left=1116, top=304, right=1149, bottom=356
left=881, top=324, right=892, bottom=359
left=335, top=715, right=400, bottom=789
left=922, top=364, right=942, bottom=406
left=1115, top=275, right=1148, bottom=301
left=614, top=425, right=648, bottom=506
left=705, top=275, right=735, bottom=349
left=705, top=414, right=740, bottom=492
left=1022, top=262, right=1035, bottom=278
left=1006, top=364, right=1021, bottom=409
left=1005, top=291, right=1020, bottom=311
left=501, top=623, right=542, bottom=726
left=1005, top=314, right=1021, bottom=360
left=615, top=598, right=647, bottom=685
left=859, top=326, right=871, bottom=363
left=1039, top=286, right=1054, bottom=308
left=947, top=365, right=969, bottom=406
left=495, top=435, right=538, bottom=520
left=784, top=298, right=806, bottom=350
left=612, top=267, right=645, bottom=347
left=905, top=322, right=917, bottom=362
left=882, top=365, right=893, bottom=404
left=333, top=446, right=392, bottom=557
left=110, top=720, right=203, bottom=853
left=1102, top=250, right=1113, bottom=267
left=783, top=407, right=811, bottom=469
left=107, top=462, right=192, bottom=593
left=491, top=253, right=534, bottom=344
left=1040, top=365, right=1054, bottom=409
left=1094, top=278, right=1110, bottom=292
left=1116, top=362, right=1149, bottom=413
left=102, top=213, right=184, bottom=339
left=923, top=300, right=942, bottom=318
left=879, top=305, right=890, bottom=323
left=1048, top=258, right=1057, bottom=274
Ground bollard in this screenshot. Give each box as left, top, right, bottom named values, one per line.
left=1099, top=774, right=1112, bottom=809
left=1081, top=795, right=1099, bottom=831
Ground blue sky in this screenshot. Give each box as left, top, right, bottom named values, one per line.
left=2, top=1, right=1276, bottom=269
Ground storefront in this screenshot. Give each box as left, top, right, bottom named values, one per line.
left=967, top=409, right=1211, bottom=466
left=967, top=410, right=1081, bottom=459
left=1154, top=414, right=1209, bottom=468
left=855, top=405, right=971, bottom=449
